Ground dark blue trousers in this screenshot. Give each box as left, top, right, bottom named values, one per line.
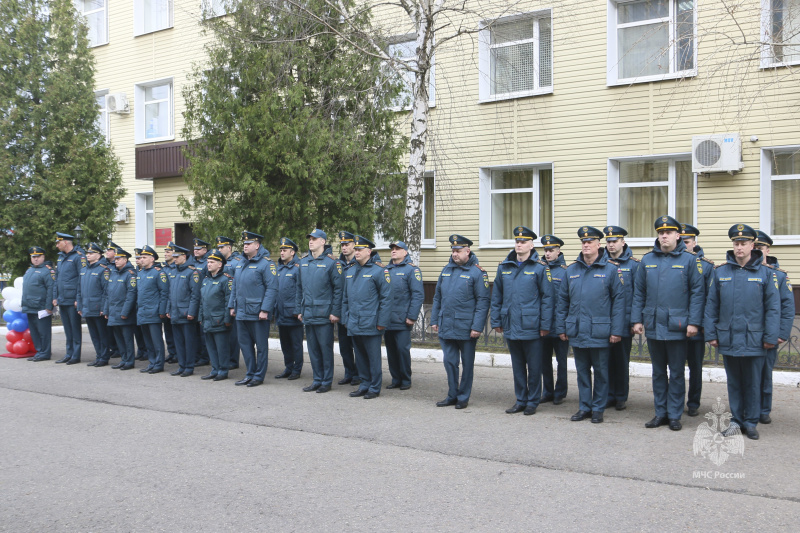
left=608, top=336, right=633, bottom=403
left=162, top=318, right=176, bottom=358
left=172, top=322, right=198, bottom=372
left=306, top=323, right=334, bottom=387
left=723, top=355, right=764, bottom=429
left=507, top=338, right=543, bottom=408
left=85, top=316, right=110, bottom=362
left=648, top=339, right=687, bottom=420
left=384, top=328, right=412, bottom=387
left=352, top=333, right=383, bottom=394
left=228, top=320, right=241, bottom=369
left=59, top=304, right=82, bottom=362
left=573, top=346, right=610, bottom=413
left=197, top=330, right=209, bottom=364
left=541, top=336, right=569, bottom=400
left=279, top=325, right=304, bottom=374
left=140, top=322, right=165, bottom=371
left=112, top=324, right=136, bottom=367
left=687, top=339, right=705, bottom=410
left=338, top=322, right=358, bottom=381
left=761, top=347, right=777, bottom=417
left=27, top=313, right=52, bottom=360
left=440, top=338, right=477, bottom=403
left=206, top=329, right=231, bottom=377
left=237, top=319, right=270, bottom=381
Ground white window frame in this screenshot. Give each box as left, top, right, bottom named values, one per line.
left=607, top=153, right=697, bottom=246
left=135, top=192, right=155, bottom=247
left=479, top=163, right=553, bottom=248
left=607, top=0, right=697, bottom=86
left=478, top=10, right=554, bottom=103
left=94, top=88, right=109, bottom=141
left=77, top=0, right=108, bottom=47
left=760, top=145, right=800, bottom=244
left=201, top=0, right=233, bottom=19
left=134, top=78, right=174, bottom=144
left=760, top=0, right=800, bottom=67
left=372, top=172, right=435, bottom=250
left=134, top=0, right=173, bottom=37
left=386, top=35, right=435, bottom=111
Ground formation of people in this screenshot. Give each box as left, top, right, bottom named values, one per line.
left=18, top=217, right=793, bottom=441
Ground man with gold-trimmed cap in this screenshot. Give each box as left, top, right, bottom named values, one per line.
left=198, top=248, right=234, bottom=381
left=555, top=226, right=625, bottom=424
left=131, top=248, right=152, bottom=364
left=491, top=226, right=554, bottom=415
left=431, top=234, right=490, bottom=409
left=632, top=216, right=705, bottom=432
left=342, top=235, right=392, bottom=399
left=335, top=231, right=360, bottom=386
left=166, top=244, right=201, bottom=377
left=22, top=246, right=55, bottom=361
left=190, top=237, right=211, bottom=270
left=102, top=242, right=120, bottom=266
left=104, top=248, right=138, bottom=370
left=754, top=229, right=795, bottom=425
left=54, top=232, right=85, bottom=364
left=274, top=237, right=304, bottom=380
left=78, top=243, right=112, bottom=367
left=188, top=238, right=212, bottom=367
left=136, top=245, right=169, bottom=374
left=540, top=234, right=569, bottom=404
left=704, top=224, right=780, bottom=440
left=160, top=242, right=178, bottom=364
left=216, top=236, right=242, bottom=370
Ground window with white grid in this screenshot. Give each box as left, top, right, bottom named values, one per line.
left=95, top=90, right=108, bottom=140
left=762, top=0, right=800, bottom=66
left=386, top=37, right=435, bottom=110
left=78, top=0, right=108, bottom=47
left=760, top=148, right=800, bottom=242
left=134, top=0, right=173, bottom=36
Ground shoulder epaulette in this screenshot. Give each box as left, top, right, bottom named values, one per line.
left=608, top=260, right=619, bottom=266
left=567, top=261, right=579, bottom=268
left=154, top=266, right=161, bottom=271
left=685, top=249, right=697, bottom=255
left=538, top=259, right=547, bottom=266
left=326, top=253, right=334, bottom=259
left=642, top=251, right=654, bottom=258
left=223, top=273, right=233, bottom=279
left=409, top=263, right=417, bottom=267
left=630, top=257, right=641, bottom=262
left=375, top=261, right=384, bottom=267
left=764, top=263, right=787, bottom=274
left=714, top=263, right=725, bottom=269
left=187, top=265, right=196, bottom=270
left=700, top=257, right=714, bottom=265
left=474, top=264, right=486, bottom=272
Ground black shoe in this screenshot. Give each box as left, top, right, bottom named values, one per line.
left=29, top=357, right=41, bottom=362
left=524, top=406, right=537, bottom=416
left=213, top=374, right=228, bottom=381
left=386, top=383, right=401, bottom=389
left=668, top=419, right=682, bottom=431
left=721, top=424, right=740, bottom=437
left=505, top=404, right=526, bottom=414
left=275, top=370, right=292, bottom=379
left=591, top=412, right=604, bottom=423
left=605, top=399, right=616, bottom=408
left=455, top=401, right=469, bottom=409
left=615, top=401, right=627, bottom=411
left=247, top=380, right=263, bottom=387
left=65, top=359, right=80, bottom=365
left=570, top=410, right=591, bottom=421
left=287, top=373, right=301, bottom=380
left=165, top=357, right=178, bottom=364
left=540, top=395, right=554, bottom=403
left=94, top=361, right=108, bottom=367
left=645, top=416, right=669, bottom=428
left=303, top=383, right=321, bottom=392
left=148, top=368, right=163, bottom=374
left=744, top=426, right=759, bottom=440
left=179, top=371, right=193, bottom=377
left=759, top=414, right=772, bottom=424
left=170, top=369, right=185, bottom=376
left=553, top=397, right=564, bottom=405
left=56, top=356, right=70, bottom=364
left=399, top=384, right=411, bottom=390
left=201, top=373, right=217, bottom=380
left=349, top=389, right=367, bottom=397
left=687, top=407, right=700, bottom=417
left=351, top=379, right=362, bottom=387
left=140, top=367, right=153, bottom=373
left=337, top=377, right=352, bottom=385
left=316, top=385, right=331, bottom=393
left=235, top=378, right=252, bottom=386
left=119, top=365, right=134, bottom=371
left=86, top=361, right=98, bottom=367
left=436, top=398, right=457, bottom=407
left=364, top=391, right=379, bottom=399
left=112, top=363, right=125, bottom=369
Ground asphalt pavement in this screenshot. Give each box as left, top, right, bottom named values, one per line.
left=1, top=331, right=799, bottom=532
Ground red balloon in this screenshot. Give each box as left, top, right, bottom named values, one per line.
left=23, top=330, right=32, bottom=343
left=5, top=341, right=13, bottom=353
left=12, top=340, right=30, bottom=355
left=5, top=330, right=22, bottom=343
left=28, top=341, right=36, bottom=351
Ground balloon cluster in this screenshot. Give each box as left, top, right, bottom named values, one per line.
left=2, top=279, right=34, bottom=355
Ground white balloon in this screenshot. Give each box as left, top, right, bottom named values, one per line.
left=13, top=277, right=23, bottom=291
left=1, top=287, right=16, bottom=300
left=4, top=298, right=22, bottom=313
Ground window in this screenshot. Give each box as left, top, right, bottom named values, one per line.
left=478, top=12, right=553, bottom=102
left=760, top=147, right=800, bottom=242
left=134, top=79, right=173, bottom=144
left=136, top=192, right=155, bottom=247
left=607, top=156, right=695, bottom=243
left=386, top=37, right=435, bottom=110
left=78, top=0, right=108, bottom=47
left=95, top=90, right=108, bottom=140
left=421, top=173, right=435, bottom=247
left=201, top=0, right=233, bottom=19
left=608, top=0, right=695, bottom=84
left=479, top=165, right=553, bottom=246
left=762, top=0, right=800, bottom=66
left=134, top=0, right=173, bottom=36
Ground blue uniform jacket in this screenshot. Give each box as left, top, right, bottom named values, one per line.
left=342, top=252, right=392, bottom=335
left=168, top=263, right=201, bottom=324
left=491, top=250, right=554, bottom=340
left=275, top=255, right=303, bottom=327
left=704, top=251, right=780, bottom=357
left=555, top=249, right=625, bottom=349
left=430, top=252, right=490, bottom=340
left=104, top=262, right=137, bottom=326
left=608, top=245, right=641, bottom=337
left=223, top=252, right=244, bottom=277
left=295, top=245, right=343, bottom=325
left=385, top=255, right=425, bottom=330
left=227, top=245, right=278, bottom=321
left=631, top=239, right=705, bottom=340
left=199, top=271, right=233, bottom=333
left=764, top=264, right=795, bottom=340
left=690, top=246, right=716, bottom=342
left=77, top=260, right=109, bottom=317
left=545, top=253, right=568, bottom=338
left=21, top=264, right=56, bottom=313
left=136, top=266, right=169, bottom=325
left=54, top=249, right=85, bottom=305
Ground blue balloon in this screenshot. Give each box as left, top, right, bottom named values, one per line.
left=2, top=310, right=16, bottom=323
left=10, top=318, right=27, bottom=332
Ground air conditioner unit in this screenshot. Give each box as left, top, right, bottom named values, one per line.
left=113, top=204, right=128, bottom=223
left=106, top=93, right=130, bottom=114
left=692, top=133, right=743, bottom=174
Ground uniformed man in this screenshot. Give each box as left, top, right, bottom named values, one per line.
left=228, top=231, right=277, bottom=387
left=136, top=245, right=169, bottom=374
left=540, top=234, right=569, bottom=405
left=199, top=249, right=233, bottom=381
left=335, top=231, right=360, bottom=387
left=101, top=242, right=119, bottom=266
left=166, top=245, right=201, bottom=377
left=431, top=235, right=490, bottom=410
left=555, top=226, right=625, bottom=423
left=754, top=230, right=795, bottom=425
left=132, top=248, right=152, bottom=363
left=679, top=223, right=715, bottom=416
left=342, top=236, right=391, bottom=399
left=296, top=229, right=343, bottom=393
left=161, top=242, right=178, bottom=364
left=53, top=232, right=84, bottom=364
left=22, top=247, right=55, bottom=361
left=491, top=226, right=554, bottom=415
left=274, top=237, right=304, bottom=380
left=216, top=236, right=242, bottom=370
left=632, top=216, right=705, bottom=431
left=104, top=248, right=137, bottom=370
left=384, top=241, right=424, bottom=391
left=190, top=237, right=210, bottom=270
left=705, top=224, right=780, bottom=440
left=603, top=225, right=640, bottom=411
left=78, top=243, right=112, bottom=367
left=190, top=237, right=211, bottom=367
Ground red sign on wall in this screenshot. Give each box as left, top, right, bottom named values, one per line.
left=155, top=228, right=172, bottom=246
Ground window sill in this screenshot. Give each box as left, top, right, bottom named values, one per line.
left=136, top=134, right=175, bottom=145
left=134, top=26, right=174, bottom=38
left=760, top=59, right=800, bottom=69
left=769, top=237, right=800, bottom=246
left=421, top=242, right=436, bottom=249
left=89, top=41, right=109, bottom=49
left=478, top=87, right=553, bottom=104
left=607, top=70, right=697, bottom=87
